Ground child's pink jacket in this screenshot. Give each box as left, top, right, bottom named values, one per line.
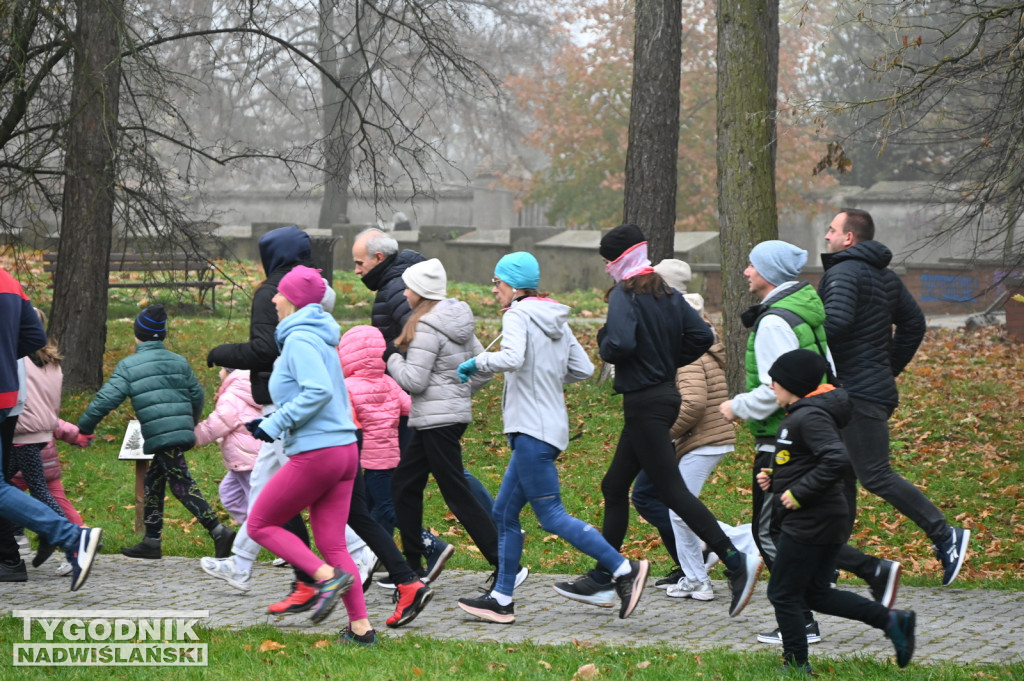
left=194, top=370, right=261, bottom=472
left=338, top=325, right=410, bottom=470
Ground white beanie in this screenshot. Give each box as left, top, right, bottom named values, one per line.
left=653, top=259, right=692, bottom=293
left=320, top=278, right=336, bottom=313
left=402, top=258, right=447, bottom=300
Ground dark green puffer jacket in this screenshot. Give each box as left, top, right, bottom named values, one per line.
left=78, top=341, right=204, bottom=454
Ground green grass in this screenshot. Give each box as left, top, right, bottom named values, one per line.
left=2, top=619, right=1022, bottom=680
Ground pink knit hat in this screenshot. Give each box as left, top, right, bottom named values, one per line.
left=278, top=265, right=326, bottom=308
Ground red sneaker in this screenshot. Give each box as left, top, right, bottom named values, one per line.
left=267, top=580, right=317, bottom=615
left=386, top=580, right=434, bottom=628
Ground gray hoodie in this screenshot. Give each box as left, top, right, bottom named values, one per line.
left=475, top=298, right=593, bottom=450
left=387, top=298, right=487, bottom=429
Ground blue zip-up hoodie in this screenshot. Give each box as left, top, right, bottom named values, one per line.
left=260, top=304, right=357, bottom=456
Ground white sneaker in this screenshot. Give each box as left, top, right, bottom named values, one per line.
left=200, top=556, right=252, bottom=592
left=514, top=565, right=530, bottom=589
left=271, top=557, right=290, bottom=568
left=352, top=546, right=379, bottom=592
left=667, top=577, right=714, bottom=601
left=55, top=560, right=73, bottom=577
left=15, top=534, right=32, bottom=558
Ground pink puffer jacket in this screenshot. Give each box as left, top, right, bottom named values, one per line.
left=338, top=325, right=410, bottom=470
left=194, top=370, right=261, bottom=472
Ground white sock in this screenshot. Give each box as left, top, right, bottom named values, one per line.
left=612, top=559, right=632, bottom=578
left=233, top=556, right=254, bottom=573
left=490, top=590, right=512, bottom=606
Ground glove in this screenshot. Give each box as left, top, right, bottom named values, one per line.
left=457, top=357, right=478, bottom=383
left=245, top=419, right=274, bottom=443
left=206, top=349, right=218, bottom=368
left=382, top=342, right=400, bottom=363
left=74, top=433, right=95, bottom=448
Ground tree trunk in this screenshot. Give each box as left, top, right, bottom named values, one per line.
left=49, top=0, right=123, bottom=392
left=623, top=0, right=681, bottom=264
left=716, top=0, right=780, bottom=394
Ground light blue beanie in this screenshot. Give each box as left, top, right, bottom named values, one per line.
left=494, top=252, right=540, bottom=290
left=748, top=240, right=808, bottom=286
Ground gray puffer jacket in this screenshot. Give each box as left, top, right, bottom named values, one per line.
left=387, top=298, right=488, bottom=429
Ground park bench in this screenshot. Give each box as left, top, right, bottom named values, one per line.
left=43, top=251, right=223, bottom=310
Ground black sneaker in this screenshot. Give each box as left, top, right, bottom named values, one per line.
left=552, top=569, right=616, bottom=608
left=0, top=558, right=28, bottom=583
left=867, top=559, right=901, bottom=608
left=210, top=524, right=236, bottom=559
left=483, top=565, right=530, bottom=591
left=725, top=552, right=762, bottom=617
left=121, top=537, right=161, bottom=560
left=613, top=559, right=649, bottom=619
left=339, top=625, right=377, bottom=646
left=655, top=566, right=684, bottom=589
left=757, top=620, right=822, bottom=644
left=457, top=594, right=515, bottom=624
left=32, top=540, right=56, bottom=568
left=934, top=527, right=970, bottom=586
left=423, top=540, right=455, bottom=584
left=886, top=609, right=916, bottom=668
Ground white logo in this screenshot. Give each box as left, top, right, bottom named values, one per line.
left=12, top=610, right=208, bottom=667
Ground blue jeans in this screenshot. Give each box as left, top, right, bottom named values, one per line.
left=492, top=433, right=624, bottom=597
left=363, top=468, right=397, bottom=535
left=0, top=408, right=80, bottom=555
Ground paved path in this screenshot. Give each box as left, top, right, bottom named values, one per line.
left=4, top=555, right=1022, bottom=666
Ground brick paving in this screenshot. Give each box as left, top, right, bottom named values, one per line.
left=4, top=555, right=1023, bottom=666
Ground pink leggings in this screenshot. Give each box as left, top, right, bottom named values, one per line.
left=247, top=443, right=366, bottom=621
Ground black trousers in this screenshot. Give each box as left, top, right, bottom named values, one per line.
left=768, top=533, right=889, bottom=666
left=600, top=382, right=734, bottom=559
left=349, top=462, right=416, bottom=586
left=392, top=423, right=499, bottom=568
left=0, top=414, right=22, bottom=564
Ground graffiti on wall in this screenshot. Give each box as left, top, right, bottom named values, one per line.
left=920, top=273, right=979, bottom=302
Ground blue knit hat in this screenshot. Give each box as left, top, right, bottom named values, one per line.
left=494, top=252, right=540, bottom=290
left=748, top=240, right=808, bottom=286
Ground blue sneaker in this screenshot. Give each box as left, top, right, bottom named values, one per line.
left=309, top=568, right=354, bottom=624
left=424, top=537, right=455, bottom=584
left=886, top=609, right=916, bottom=668
left=68, top=527, right=102, bottom=592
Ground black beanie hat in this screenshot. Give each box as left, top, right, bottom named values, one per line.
left=768, top=349, right=827, bottom=398
left=134, top=304, right=167, bottom=341
left=599, top=224, right=646, bottom=262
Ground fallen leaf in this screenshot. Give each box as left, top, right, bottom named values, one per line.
left=539, top=660, right=552, bottom=669
left=312, top=640, right=331, bottom=649
left=636, top=661, right=651, bottom=668
left=574, top=663, right=599, bottom=679
left=259, top=640, right=286, bottom=652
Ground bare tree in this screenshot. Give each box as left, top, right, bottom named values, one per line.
left=49, top=0, right=124, bottom=391
left=716, top=0, right=780, bottom=393
left=816, top=1, right=1024, bottom=270
left=622, top=0, right=681, bottom=263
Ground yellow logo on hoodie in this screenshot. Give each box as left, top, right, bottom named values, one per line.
left=775, top=449, right=791, bottom=466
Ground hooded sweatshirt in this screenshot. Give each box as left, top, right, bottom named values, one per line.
left=475, top=297, right=594, bottom=451
left=260, top=304, right=357, bottom=456
left=206, top=225, right=311, bottom=405
left=386, top=297, right=487, bottom=429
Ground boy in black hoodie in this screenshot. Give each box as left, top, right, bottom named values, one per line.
left=756, top=349, right=916, bottom=673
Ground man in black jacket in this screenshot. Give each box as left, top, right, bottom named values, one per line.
left=352, top=228, right=426, bottom=343
left=820, top=208, right=969, bottom=586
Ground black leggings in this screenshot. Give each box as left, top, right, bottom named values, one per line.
left=144, top=447, right=218, bottom=538
left=392, top=423, right=499, bottom=569
left=600, top=382, right=736, bottom=559
left=10, top=443, right=65, bottom=518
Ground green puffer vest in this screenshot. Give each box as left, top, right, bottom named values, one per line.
left=745, top=283, right=829, bottom=439
left=78, top=341, right=205, bottom=454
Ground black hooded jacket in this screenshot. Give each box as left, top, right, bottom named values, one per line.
left=819, top=240, right=926, bottom=409
left=768, top=385, right=854, bottom=545
left=361, top=249, right=425, bottom=343
left=207, top=226, right=312, bottom=405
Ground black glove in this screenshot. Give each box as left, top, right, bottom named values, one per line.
left=245, top=418, right=274, bottom=443
left=382, top=342, right=400, bottom=363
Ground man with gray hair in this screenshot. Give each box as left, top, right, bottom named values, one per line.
left=352, top=228, right=425, bottom=343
